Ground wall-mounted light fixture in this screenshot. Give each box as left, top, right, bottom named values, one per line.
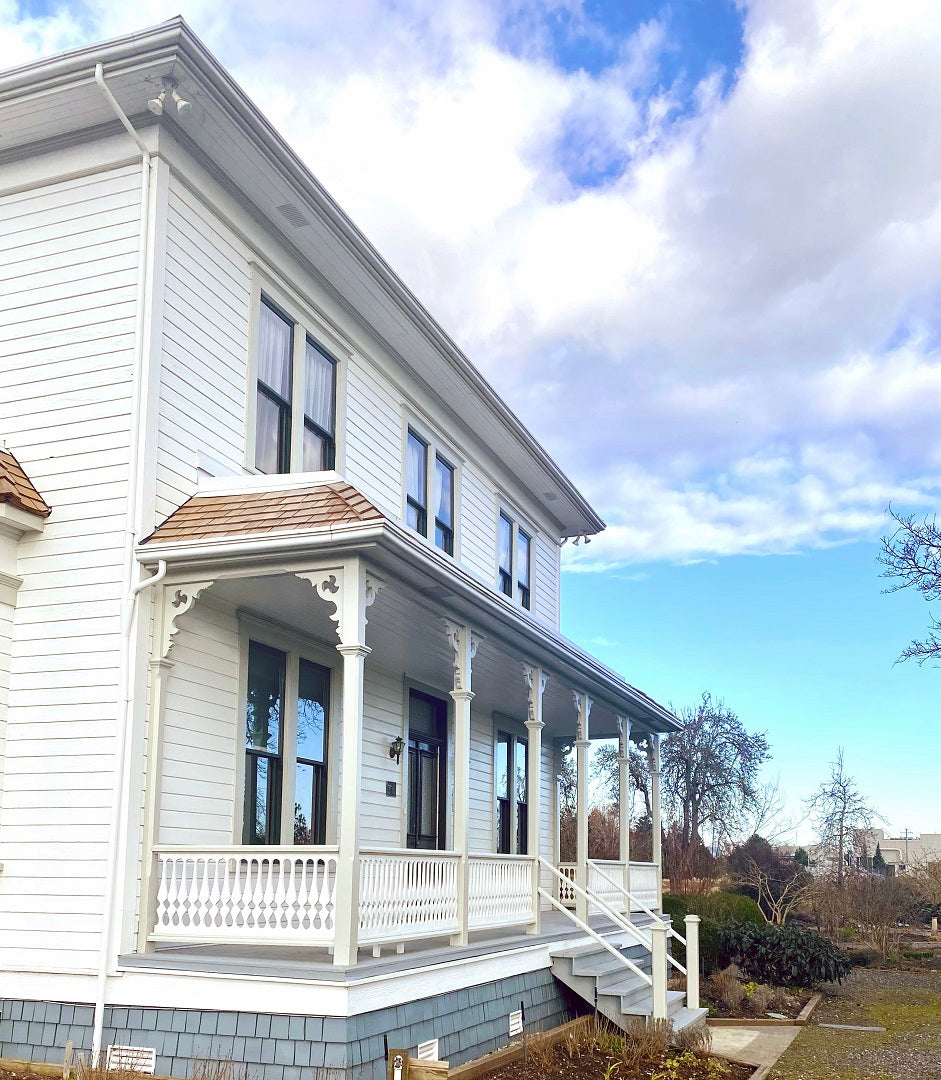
left=148, top=78, right=191, bottom=116
left=389, top=735, right=405, bottom=764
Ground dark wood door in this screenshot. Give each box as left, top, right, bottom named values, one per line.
left=406, top=690, right=447, bottom=849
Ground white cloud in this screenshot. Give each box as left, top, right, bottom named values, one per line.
left=3, top=0, right=938, bottom=565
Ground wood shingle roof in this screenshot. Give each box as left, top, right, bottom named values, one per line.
left=0, top=449, right=51, bottom=518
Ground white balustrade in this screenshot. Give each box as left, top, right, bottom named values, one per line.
left=558, top=863, right=576, bottom=906
left=467, top=854, right=534, bottom=929
left=629, top=861, right=659, bottom=909
left=359, top=849, right=460, bottom=944
left=588, top=860, right=626, bottom=913
left=151, top=847, right=338, bottom=946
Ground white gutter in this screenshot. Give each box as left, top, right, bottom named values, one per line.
left=92, top=62, right=158, bottom=1064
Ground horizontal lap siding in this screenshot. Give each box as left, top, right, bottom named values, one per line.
left=468, top=709, right=493, bottom=851
left=459, top=463, right=495, bottom=585
left=157, top=178, right=250, bottom=520
left=0, top=164, right=139, bottom=972
left=159, top=604, right=240, bottom=846
left=0, top=601, right=12, bottom=828
left=532, top=534, right=560, bottom=630
left=343, top=355, right=401, bottom=515
left=358, top=666, right=405, bottom=847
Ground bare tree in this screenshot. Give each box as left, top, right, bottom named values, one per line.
left=590, top=740, right=650, bottom=816
left=879, top=507, right=941, bottom=664
left=909, top=854, right=941, bottom=911
left=734, top=776, right=795, bottom=845
left=806, top=750, right=882, bottom=886
left=661, top=693, right=770, bottom=852
left=734, top=856, right=815, bottom=925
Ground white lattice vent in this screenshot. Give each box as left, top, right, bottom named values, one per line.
left=416, top=1038, right=439, bottom=1060
left=509, top=1009, right=523, bottom=1037
left=106, top=1046, right=156, bottom=1074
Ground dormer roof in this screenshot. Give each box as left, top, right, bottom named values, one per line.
left=0, top=449, right=51, bottom=519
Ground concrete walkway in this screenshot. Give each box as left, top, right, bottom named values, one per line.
left=709, top=1024, right=801, bottom=1074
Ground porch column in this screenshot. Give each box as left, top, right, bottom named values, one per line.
left=616, top=714, right=631, bottom=911
left=445, top=621, right=477, bottom=947
left=523, top=664, right=548, bottom=934
left=646, top=733, right=663, bottom=911
left=306, top=562, right=383, bottom=966
left=573, top=690, right=591, bottom=923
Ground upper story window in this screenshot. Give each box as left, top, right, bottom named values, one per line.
left=254, top=296, right=336, bottom=475
left=498, top=510, right=532, bottom=610
left=406, top=427, right=455, bottom=556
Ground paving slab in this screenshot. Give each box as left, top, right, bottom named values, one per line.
left=709, top=1024, right=801, bottom=1068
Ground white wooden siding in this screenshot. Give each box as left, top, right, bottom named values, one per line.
left=358, top=666, right=406, bottom=847
left=532, top=533, right=560, bottom=629
left=343, top=354, right=402, bottom=516
left=0, top=163, right=140, bottom=971
left=459, top=462, right=496, bottom=585
left=156, top=177, right=251, bottom=520
left=0, top=598, right=13, bottom=825
left=468, top=709, right=494, bottom=851
left=158, top=602, right=240, bottom=845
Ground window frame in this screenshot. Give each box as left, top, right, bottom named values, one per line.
left=402, top=419, right=459, bottom=558
left=236, top=619, right=338, bottom=847
left=496, top=506, right=534, bottom=611
left=246, top=269, right=346, bottom=477
left=494, top=724, right=529, bottom=855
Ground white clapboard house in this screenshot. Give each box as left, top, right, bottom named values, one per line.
left=0, top=20, right=704, bottom=1079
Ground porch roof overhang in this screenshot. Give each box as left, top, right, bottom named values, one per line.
left=138, top=480, right=679, bottom=739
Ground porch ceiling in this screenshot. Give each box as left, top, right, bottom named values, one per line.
left=208, top=568, right=663, bottom=742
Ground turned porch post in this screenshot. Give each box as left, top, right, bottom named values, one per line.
left=573, top=690, right=591, bottom=922
left=305, top=561, right=382, bottom=966
left=616, top=714, right=631, bottom=911
left=646, top=733, right=663, bottom=911
left=523, top=664, right=548, bottom=934
left=446, top=621, right=478, bottom=947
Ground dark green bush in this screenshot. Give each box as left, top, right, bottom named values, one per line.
left=719, top=922, right=852, bottom=987
left=662, top=892, right=764, bottom=975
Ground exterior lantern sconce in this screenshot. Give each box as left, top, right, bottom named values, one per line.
left=389, top=735, right=405, bottom=764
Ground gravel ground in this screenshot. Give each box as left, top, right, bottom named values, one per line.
left=768, top=967, right=941, bottom=1080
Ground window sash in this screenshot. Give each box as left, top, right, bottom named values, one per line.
left=433, top=454, right=454, bottom=555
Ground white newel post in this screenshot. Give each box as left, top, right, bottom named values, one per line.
left=304, top=562, right=382, bottom=967
left=573, top=691, right=591, bottom=923
left=647, top=733, right=663, bottom=911
left=616, top=714, right=631, bottom=909
left=650, top=920, right=669, bottom=1021
left=685, top=914, right=701, bottom=1009
left=445, top=622, right=478, bottom=947
left=524, top=664, right=548, bottom=933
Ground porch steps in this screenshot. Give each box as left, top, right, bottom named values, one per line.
left=549, top=934, right=708, bottom=1037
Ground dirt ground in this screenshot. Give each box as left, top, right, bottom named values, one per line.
left=768, top=967, right=941, bottom=1080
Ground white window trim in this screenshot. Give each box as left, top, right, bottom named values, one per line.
left=401, top=413, right=462, bottom=559
left=496, top=500, right=535, bottom=611
left=245, top=266, right=349, bottom=477
left=235, top=615, right=340, bottom=846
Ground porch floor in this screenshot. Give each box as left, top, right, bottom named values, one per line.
left=121, top=909, right=656, bottom=983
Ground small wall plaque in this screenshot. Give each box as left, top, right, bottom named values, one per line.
left=386, top=781, right=397, bottom=797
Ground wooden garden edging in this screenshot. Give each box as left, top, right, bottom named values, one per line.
left=706, top=992, right=823, bottom=1028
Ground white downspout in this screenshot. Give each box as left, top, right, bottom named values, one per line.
left=92, top=62, right=157, bottom=1064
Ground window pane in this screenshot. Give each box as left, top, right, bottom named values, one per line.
left=420, top=752, right=437, bottom=835
left=517, top=531, right=531, bottom=588
left=515, top=738, right=528, bottom=803
left=255, top=391, right=284, bottom=474
left=498, top=514, right=512, bottom=574
left=304, top=339, right=335, bottom=434
left=406, top=502, right=425, bottom=532
left=257, top=301, right=292, bottom=399
left=303, top=425, right=327, bottom=472
left=246, top=641, right=284, bottom=753
left=434, top=456, right=453, bottom=528
left=251, top=756, right=269, bottom=844
left=406, top=431, right=427, bottom=508
left=495, top=733, right=510, bottom=802
left=295, top=761, right=314, bottom=844
left=297, top=658, right=329, bottom=763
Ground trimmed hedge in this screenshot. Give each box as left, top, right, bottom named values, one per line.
left=662, top=891, right=764, bottom=973
left=719, top=922, right=852, bottom=987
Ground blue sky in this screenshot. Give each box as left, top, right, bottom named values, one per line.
left=5, top=0, right=939, bottom=839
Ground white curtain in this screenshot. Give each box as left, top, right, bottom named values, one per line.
left=304, top=340, right=335, bottom=432
left=257, top=302, right=292, bottom=398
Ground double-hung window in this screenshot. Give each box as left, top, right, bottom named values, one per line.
left=254, top=295, right=337, bottom=475
left=244, top=639, right=331, bottom=846
left=498, top=511, right=532, bottom=610
left=406, top=428, right=455, bottom=556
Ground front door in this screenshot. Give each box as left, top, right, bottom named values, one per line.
left=406, top=689, right=448, bottom=849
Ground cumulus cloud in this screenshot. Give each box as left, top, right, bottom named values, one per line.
left=5, top=0, right=938, bottom=566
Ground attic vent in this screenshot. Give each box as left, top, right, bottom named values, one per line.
left=277, top=203, right=309, bottom=228
left=106, top=1046, right=156, bottom=1074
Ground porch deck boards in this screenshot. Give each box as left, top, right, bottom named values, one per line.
left=120, top=909, right=655, bottom=983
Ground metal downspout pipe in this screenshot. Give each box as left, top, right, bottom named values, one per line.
left=91, top=62, right=157, bottom=1063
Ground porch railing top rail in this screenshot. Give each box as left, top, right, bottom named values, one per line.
left=153, top=844, right=340, bottom=855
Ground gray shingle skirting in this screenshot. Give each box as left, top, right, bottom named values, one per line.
left=0, top=969, right=586, bottom=1080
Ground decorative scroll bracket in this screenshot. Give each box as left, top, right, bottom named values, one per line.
left=296, top=563, right=384, bottom=647
left=522, top=663, right=548, bottom=728
left=615, top=713, right=630, bottom=761
left=158, top=580, right=214, bottom=660
left=572, top=690, right=592, bottom=743
left=443, top=620, right=479, bottom=695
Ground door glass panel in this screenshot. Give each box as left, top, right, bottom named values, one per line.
left=420, top=752, right=437, bottom=835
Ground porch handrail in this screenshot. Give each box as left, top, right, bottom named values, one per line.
left=589, top=859, right=688, bottom=961
left=537, top=858, right=652, bottom=987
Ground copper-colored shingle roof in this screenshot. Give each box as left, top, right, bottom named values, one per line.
left=142, top=482, right=383, bottom=545
left=0, top=450, right=51, bottom=518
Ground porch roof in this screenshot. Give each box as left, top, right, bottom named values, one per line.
left=0, top=449, right=51, bottom=518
